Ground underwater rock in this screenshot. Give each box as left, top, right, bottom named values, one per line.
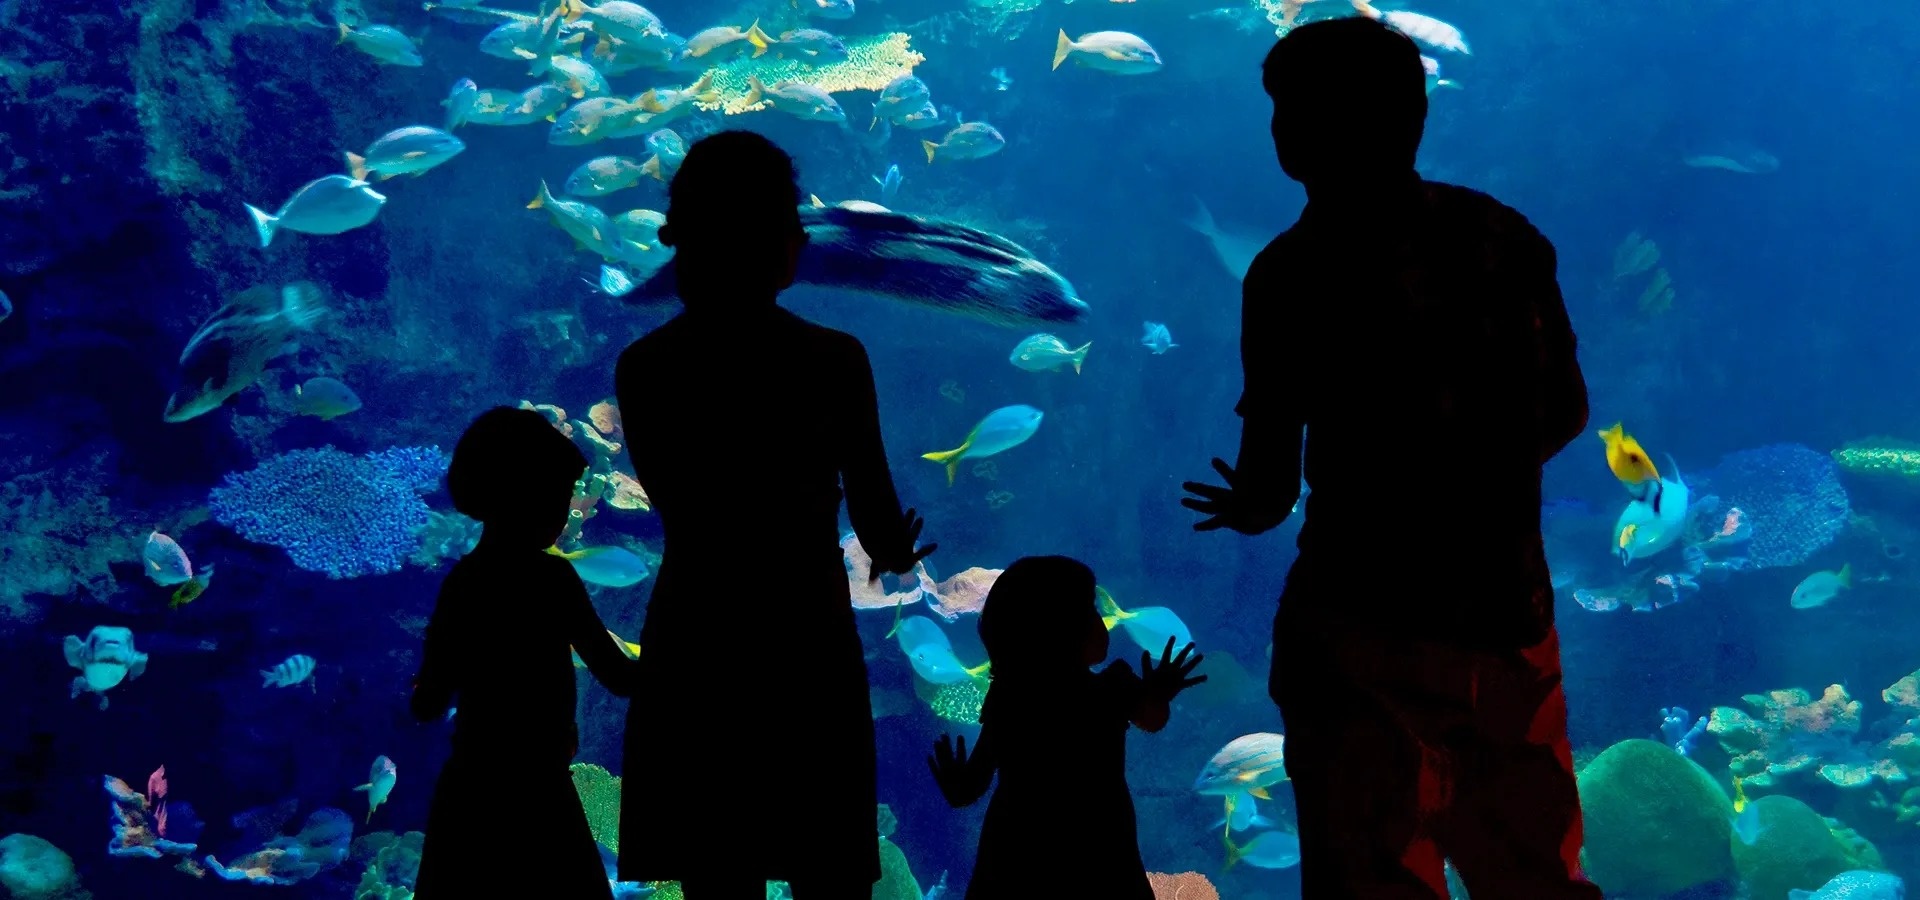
left=1730, top=794, right=1871, bottom=900
left=634, top=207, right=1089, bottom=329
left=0, top=834, right=85, bottom=900
left=1576, top=738, right=1734, bottom=896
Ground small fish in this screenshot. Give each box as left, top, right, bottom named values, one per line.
left=564, top=0, right=669, bottom=44
left=1597, top=422, right=1663, bottom=508
left=346, top=126, right=466, bottom=182
left=1008, top=333, right=1091, bottom=374
left=1790, top=870, right=1906, bottom=900
left=1140, top=321, right=1177, bottom=354
left=293, top=376, right=362, bottom=420
left=1052, top=30, right=1162, bottom=74
left=565, top=155, right=649, bottom=197
left=261, top=654, right=317, bottom=690
left=353, top=756, right=397, bottom=823
left=443, top=78, right=480, bottom=130
left=245, top=175, right=387, bottom=247
left=462, top=83, right=571, bottom=127
left=988, top=67, right=1011, bottom=91
left=1224, top=829, right=1300, bottom=870
left=680, top=20, right=771, bottom=59
left=1379, top=10, right=1469, bottom=54
left=922, top=404, right=1044, bottom=485
left=1194, top=732, right=1287, bottom=797
left=775, top=28, right=848, bottom=60
left=586, top=264, right=636, bottom=297
left=144, top=531, right=194, bottom=587
left=64, top=626, right=148, bottom=710
left=874, top=75, right=931, bottom=123
left=543, top=53, right=610, bottom=98
left=1790, top=564, right=1851, bottom=609
left=744, top=75, right=845, bottom=123
left=631, top=73, right=720, bottom=129
left=611, top=208, right=666, bottom=251
left=920, top=122, right=1005, bottom=164
left=549, top=544, right=651, bottom=587
left=1731, top=800, right=1764, bottom=846
left=337, top=23, right=424, bottom=66
left=1214, top=790, right=1277, bottom=833
left=550, top=95, right=644, bottom=145
left=873, top=164, right=901, bottom=205
left=527, top=180, right=621, bottom=257
left=572, top=628, right=643, bottom=668
left=165, top=282, right=328, bottom=422
left=1181, top=197, right=1264, bottom=282
left=1097, top=586, right=1191, bottom=654
left=898, top=104, right=949, bottom=131
left=639, top=129, right=687, bottom=182
left=1611, top=458, right=1690, bottom=565
left=894, top=616, right=990, bottom=684
left=793, top=0, right=854, bottom=19
left=1683, top=147, right=1780, bottom=175
left=169, top=565, right=214, bottom=608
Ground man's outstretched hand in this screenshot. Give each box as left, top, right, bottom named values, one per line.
left=1181, top=458, right=1292, bottom=535
left=870, top=507, right=938, bottom=581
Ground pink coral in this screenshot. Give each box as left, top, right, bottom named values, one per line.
left=921, top=567, right=1001, bottom=620
left=1768, top=685, right=1862, bottom=735
left=589, top=399, right=625, bottom=443
left=1885, top=669, right=1920, bottom=712
left=1148, top=872, right=1220, bottom=900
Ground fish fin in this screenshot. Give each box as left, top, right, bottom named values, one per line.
left=809, top=194, right=825, bottom=208
left=1052, top=29, right=1073, bottom=71
left=353, top=783, right=372, bottom=792
left=1248, top=786, right=1271, bottom=800
left=99, top=694, right=109, bottom=711
left=746, top=21, right=773, bottom=57
left=344, top=151, right=369, bottom=182
left=260, top=670, right=274, bottom=688
left=512, top=47, right=538, bottom=59
left=921, top=444, right=969, bottom=486
left=244, top=204, right=278, bottom=248
left=921, top=140, right=937, bottom=164
left=1837, top=563, right=1852, bottom=587
left=527, top=185, right=547, bottom=209
left=1221, top=831, right=1243, bottom=870
left=640, top=156, right=662, bottom=181
left=336, top=22, right=351, bottom=44
left=965, top=662, right=992, bottom=682
left=742, top=75, right=765, bottom=108
left=1070, top=341, right=1091, bottom=374
left=1095, top=585, right=1126, bottom=620
left=70, top=676, right=84, bottom=699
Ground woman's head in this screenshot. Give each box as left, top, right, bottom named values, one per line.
left=977, top=555, right=1108, bottom=679
left=447, top=406, right=588, bottom=546
left=660, top=130, right=808, bottom=306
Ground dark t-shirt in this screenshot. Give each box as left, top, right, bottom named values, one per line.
left=1241, top=180, right=1588, bottom=647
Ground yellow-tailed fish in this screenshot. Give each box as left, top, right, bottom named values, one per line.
left=1096, top=586, right=1192, bottom=655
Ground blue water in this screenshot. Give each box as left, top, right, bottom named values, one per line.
left=3, top=0, right=1920, bottom=896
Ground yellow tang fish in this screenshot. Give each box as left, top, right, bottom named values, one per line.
left=1598, top=422, right=1660, bottom=485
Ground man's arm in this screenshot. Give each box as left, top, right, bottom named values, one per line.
left=1230, top=253, right=1305, bottom=533
left=1529, top=238, right=1589, bottom=462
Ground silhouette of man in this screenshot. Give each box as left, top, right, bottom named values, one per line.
left=1181, top=17, right=1599, bottom=900
left=612, top=131, right=934, bottom=900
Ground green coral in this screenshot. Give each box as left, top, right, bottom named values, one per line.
left=873, top=836, right=918, bottom=900
left=1730, top=796, right=1858, bottom=900
left=929, top=681, right=984, bottom=726
left=352, top=831, right=423, bottom=900
left=1577, top=739, right=1735, bottom=896
left=572, top=762, right=622, bottom=853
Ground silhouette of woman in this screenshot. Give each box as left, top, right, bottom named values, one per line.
left=412, top=406, right=638, bottom=898
left=613, top=131, right=935, bottom=900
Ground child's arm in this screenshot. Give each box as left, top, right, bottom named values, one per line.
left=563, top=567, right=639, bottom=698
left=410, top=577, right=459, bottom=723
left=928, top=727, right=998, bottom=809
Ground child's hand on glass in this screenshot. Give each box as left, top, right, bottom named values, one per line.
left=927, top=733, right=981, bottom=807
left=1140, top=637, right=1207, bottom=702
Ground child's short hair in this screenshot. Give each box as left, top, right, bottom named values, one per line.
left=446, top=406, right=588, bottom=524
left=977, top=555, right=1100, bottom=677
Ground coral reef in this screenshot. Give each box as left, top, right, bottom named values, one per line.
left=1730, top=794, right=1881, bottom=900
left=0, top=453, right=131, bottom=625
left=1147, top=871, right=1220, bottom=900
left=701, top=34, right=924, bottom=114
left=928, top=679, right=984, bottom=726
left=571, top=763, right=622, bottom=854
left=350, top=830, right=423, bottom=900
left=1695, top=444, right=1849, bottom=569
left=872, top=836, right=919, bottom=900
left=1707, top=684, right=1910, bottom=795
left=0, top=834, right=88, bottom=900
left=1575, top=739, right=1734, bottom=896
left=207, top=445, right=449, bottom=578
left=102, top=774, right=197, bottom=859
left=1832, top=439, right=1920, bottom=495
left=408, top=510, right=481, bottom=569
left=203, top=807, right=354, bottom=885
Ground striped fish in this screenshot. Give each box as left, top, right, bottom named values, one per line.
left=261, top=654, right=316, bottom=690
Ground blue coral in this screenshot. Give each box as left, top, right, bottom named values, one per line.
left=1696, top=444, right=1849, bottom=569
left=208, top=446, right=450, bottom=579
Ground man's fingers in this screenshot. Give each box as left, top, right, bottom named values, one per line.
left=1211, top=457, right=1237, bottom=483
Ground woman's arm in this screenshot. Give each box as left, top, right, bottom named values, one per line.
left=838, top=336, right=916, bottom=572
left=563, top=566, right=640, bottom=698
left=410, top=577, right=460, bottom=723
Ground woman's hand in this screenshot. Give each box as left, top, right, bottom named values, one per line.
left=870, top=507, right=937, bottom=581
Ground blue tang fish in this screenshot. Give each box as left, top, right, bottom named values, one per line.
left=550, top=545, right=650, bottom=587
left=894, top=615, right=988, bottom=684
left=922, top=405, right=1043, bottom=485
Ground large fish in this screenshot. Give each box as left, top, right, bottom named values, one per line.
left=630, top=206, right=1089, bottom=328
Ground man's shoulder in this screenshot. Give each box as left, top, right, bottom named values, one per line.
left=1424, top=181, right=1550, bottom=247
left=1246, top=226, right=1309, bottom=286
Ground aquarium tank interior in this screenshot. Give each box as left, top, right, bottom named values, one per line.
left=3, top=0, right=1919, bottom=895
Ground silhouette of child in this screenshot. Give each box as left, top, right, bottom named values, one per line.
left=928, top=556, right=1204, bottom=899
left=410, top=406, right=639, bottom=898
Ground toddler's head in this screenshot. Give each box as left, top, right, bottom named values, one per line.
left=447, top=406, right=588, bottom=547
left=977, top=555, right=1109, bottom=679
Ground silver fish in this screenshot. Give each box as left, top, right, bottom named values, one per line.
left=338, top=23, right=423, bottom=66
left=745, top=75, right=844, bottom=123
left=529, top=180, right=620, bottom=257
left=245, top=175, right=386, bottom=247
left=346, top=126, right=465, bottom=181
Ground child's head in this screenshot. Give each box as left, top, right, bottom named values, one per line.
left=447, top=406, right=588, bottom=546
left=977, top=555, right=1109, bottom=679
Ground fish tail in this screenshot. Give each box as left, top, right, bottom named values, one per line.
left=746, top=21, right=772, bottom=57
left=921, top=444, right=969, bottom=485
left=1838, top=563, right=1852, bottom=587
left=353, top=783, right=371, bottom=792
left=1069, top=341, right=1091, bottom=374
left=742, top=75, right=765, bottom=108
left=1222, top=831, right=1243, bottom=870
left=527, top=182, right=548, bottom=209
left=336, top=22, right=350, bottom=44
left=344, top=151, right=369, bottom=182
left=921, top=139, right=937, bottom=164
left=1052, top=29, right=1073, bottom=71
left=965, top=661, right=992, bottom=682
left=1180, top=194, right=1216, bottom=237
left=1095, top=585, right=1127, bottom=624
left=244, top=203, right=279, bottom=248
left=260, top=670, right=274, bottom=687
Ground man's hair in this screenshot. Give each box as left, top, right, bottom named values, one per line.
left=1262, top=16, right=1428, bottom=131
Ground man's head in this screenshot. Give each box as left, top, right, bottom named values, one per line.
left=660, top=130, right=808, bottom=306
left=1262, top=17, right=1429, bottom=188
